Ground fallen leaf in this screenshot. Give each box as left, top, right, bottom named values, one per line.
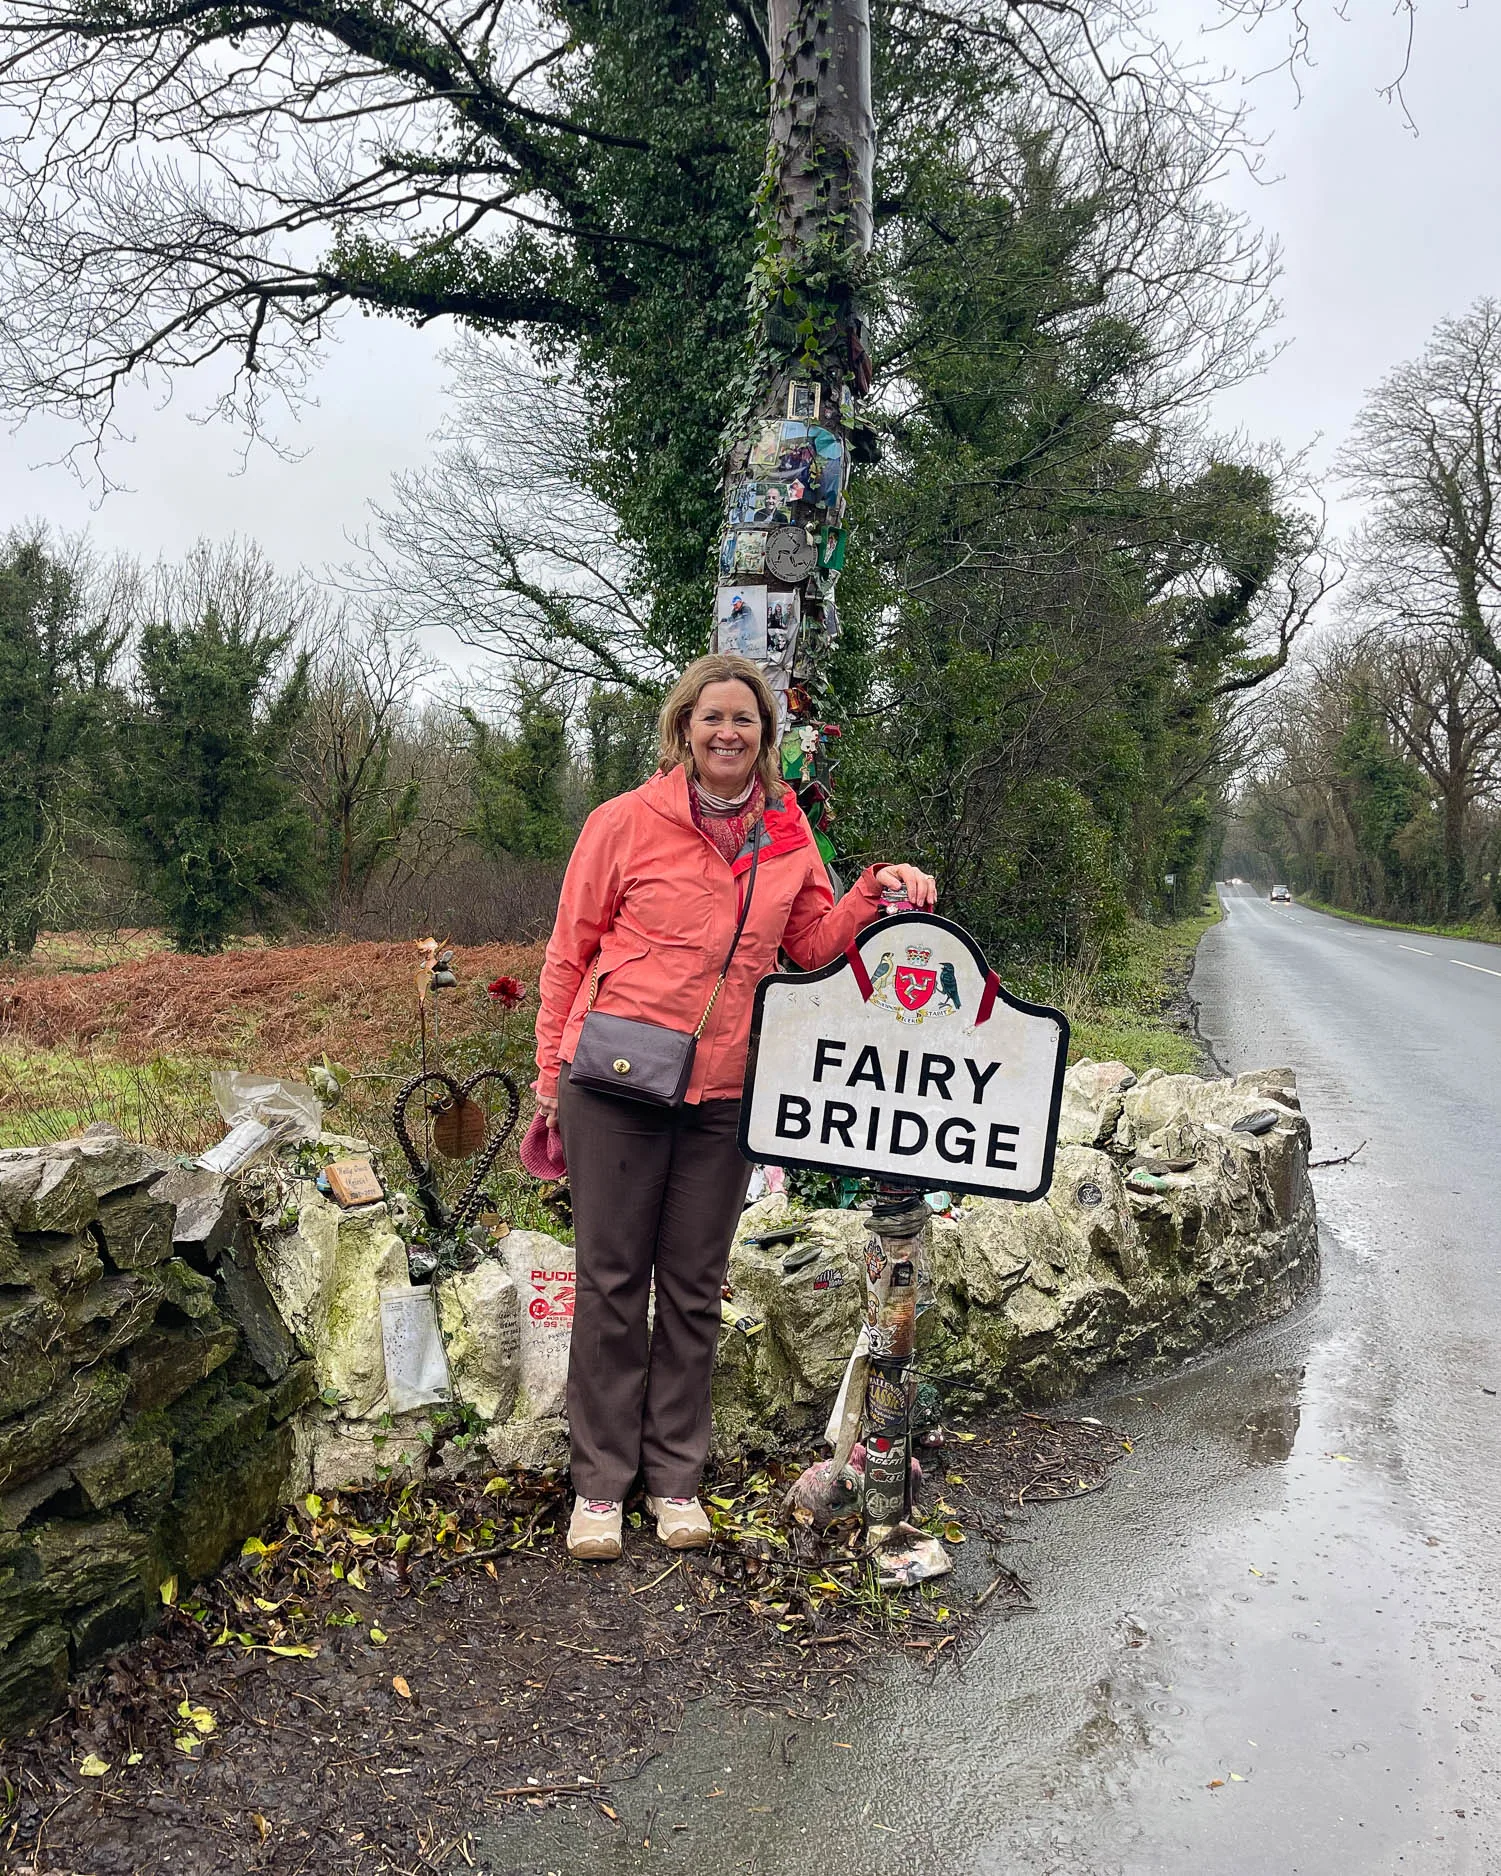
left=1207, top=1778, right=1224, bottom=1790
left=125, top=1752, right=143, bottom=1767
left=599, top=1803, right=618, bottom=1819
left=177, top=1700, right=217, bottom=1736
left=78, top=1754, right=109, bottom=1778
left=1333, top=1454, right=1353, bottom=1463
left=1248, top=1567, right=1263, bottom=1577
left=252, top=1815, right=270, bottom=1841
left=265, top=1644, right=318, bottom=1659
left=392, top=1675, right=412, bottom=1700
left=305, top=1493, right=324, bottom=1516
left=158, top=1574, right=178, bottom=1607
left=1230, top=1772, right=1246, bottom=1782
left=370, top=1628, right=388, bottom=1645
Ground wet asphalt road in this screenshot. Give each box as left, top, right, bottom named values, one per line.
left=484, top=886, right=1501, bottom=1876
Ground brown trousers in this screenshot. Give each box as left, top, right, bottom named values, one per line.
left=559, top=1070, right=754, bottom=1500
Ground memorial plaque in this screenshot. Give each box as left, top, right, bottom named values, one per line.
left=739, top=913, right=1069, bottom=1201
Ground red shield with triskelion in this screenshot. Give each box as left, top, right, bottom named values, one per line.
left=894, top=966, right=936, bottom=1011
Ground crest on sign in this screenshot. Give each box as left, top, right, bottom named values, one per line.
left=739, top=911, right=1069, bottom=1202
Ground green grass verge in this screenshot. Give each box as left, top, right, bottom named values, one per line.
left=1015, top=899, right=1223, bottom=1078
left=1296, top=895, right=1501, bottom=947
left=0, top=1036, right=569, bottom=1239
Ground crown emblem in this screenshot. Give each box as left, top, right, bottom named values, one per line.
left=904, top=944, right=933, bottom=966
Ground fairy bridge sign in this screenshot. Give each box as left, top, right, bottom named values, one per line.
left=739, top=912, right=1070, bottom=1201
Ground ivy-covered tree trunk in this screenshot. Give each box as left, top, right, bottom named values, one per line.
left=712, top=0, right=874, bottom=859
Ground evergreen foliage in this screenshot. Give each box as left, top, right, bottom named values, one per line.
left=466, top=691, right=573, bottom=862
left=0, top=533, right=122, bottom=953
left=115, top=609, right=313, bottom=952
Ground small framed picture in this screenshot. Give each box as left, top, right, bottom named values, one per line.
left=715, top=584, right=768, bottom=661
left=748, top=420, right=783, bottom=475
left=786, top=381, right=822, bottom=422
left=733, top=531, right=767, bottom=575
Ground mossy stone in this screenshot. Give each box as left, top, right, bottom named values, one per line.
left=97, top=1189, right=175, bottom=1270
left=125, top=1320, right=238, bottom=1410
left=0, top=1366, right=129, bottom=1494
left=70, top=1584, right=150, bottom=1667
left=18, top=1232, right=106, bottom=1295
left=0, top=1153, right=97, bottom=1236
left=156, top=1258, right=218, bottom=1318
left=71, top=1431, right=174, bottom=1512
left=0, top=1622, right=69, bottom=1736
left=0, top=1291, right=66, bottom=1420
left=160, top=1421, right=295, bottom=1583
left=266, top=1360, right=317, bottom=1423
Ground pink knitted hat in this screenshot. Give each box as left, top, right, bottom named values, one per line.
left=519, top=1110, right=567, bottom=1181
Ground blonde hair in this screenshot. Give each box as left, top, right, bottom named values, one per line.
left=657, top=654, right=786, bottom=804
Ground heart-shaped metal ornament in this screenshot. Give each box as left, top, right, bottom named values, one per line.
left=392, top=1068, right=520, bottom=1231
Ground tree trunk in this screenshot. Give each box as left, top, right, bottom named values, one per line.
left=712, top=0, right=874, bottom=856
left=1442, top=785, right=1467, bottom=919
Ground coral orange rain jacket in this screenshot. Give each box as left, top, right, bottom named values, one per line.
left=534, top=766, right=886, bottom=1103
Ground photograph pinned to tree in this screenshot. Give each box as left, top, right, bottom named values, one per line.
left=749, top=420, right=785, bottom=475
left=719, top=531, right=769, bottom=578
left=786, top=381, right=821, bottom=422
left=766, top=589, right=800, bottom=667
left=809, top=427, right=847, bottom=508
left=715, top=584, right=768, bottom=660
left=750, top=482, right=795, bottom=527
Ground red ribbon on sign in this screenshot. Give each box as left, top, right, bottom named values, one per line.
left=845, top=942, right=874, bottom=1001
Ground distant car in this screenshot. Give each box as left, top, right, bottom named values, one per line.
left=1270, top=884, right=1291, bottom=903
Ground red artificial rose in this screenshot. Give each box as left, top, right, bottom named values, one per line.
left=487, top=975, right=527, bottom=1010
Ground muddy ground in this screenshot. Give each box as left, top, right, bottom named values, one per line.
left=0, top=1413, right=1125, bottom=1876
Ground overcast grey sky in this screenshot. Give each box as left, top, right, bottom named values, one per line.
left=0, top=0, right=1496, bottom=576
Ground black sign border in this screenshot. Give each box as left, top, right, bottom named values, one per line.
left=737, top=910, right=1071, bottom=1203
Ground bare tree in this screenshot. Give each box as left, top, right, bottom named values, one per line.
left=1338, top=299, right=1501, bottom=679
left=0, top=0, right=1239, bottom=461
left=1373, top=626, right=1501, bottom=917
left=358, top=346, right=658, bottom=696
left=292, top=612, right=440, bottom=921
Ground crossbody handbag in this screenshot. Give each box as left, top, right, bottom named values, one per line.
left=569, top=835, right=761, bottom=1107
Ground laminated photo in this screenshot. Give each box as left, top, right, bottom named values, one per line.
left=718, top=532, right=737, bottom=577
left=767, top=589, right=801, bottom=636
left=715, top=584, right=768, bottom=660
left=749, top=480, right=794, bottom=526
left=733, top=530, right=768, bottom=575
left=748, top=420, right=784, bottom=475
left=810, top=426, right=846, bottom=508
left=726, top=478, right=760, bottom=527
left=766, top=589, right=801, bottom=671
left=787, top=381, right=822, bottom=421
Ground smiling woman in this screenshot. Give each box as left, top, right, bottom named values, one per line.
left=529, top=652, right=935, bottom=1562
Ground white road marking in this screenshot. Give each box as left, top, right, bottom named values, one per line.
left=1451, top=959, right=1501, bottom=979
left=1398, top=945, right=1434, bottom=957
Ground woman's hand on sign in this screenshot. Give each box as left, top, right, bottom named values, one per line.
left=874, top=864, right=938, bottom=910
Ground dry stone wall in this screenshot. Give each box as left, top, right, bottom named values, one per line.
left=0, top=1129, right=312, bottom=1737
left=0, top=1059, right=1318, bottom=1735
left=710, top=1062, right=1318, bottom=1451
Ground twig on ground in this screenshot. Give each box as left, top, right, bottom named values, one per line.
left=1310, top=1139, right=1367, bottom=1168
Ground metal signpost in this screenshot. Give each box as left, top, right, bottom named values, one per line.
left=741, top=909, right=1069, bottom=1565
